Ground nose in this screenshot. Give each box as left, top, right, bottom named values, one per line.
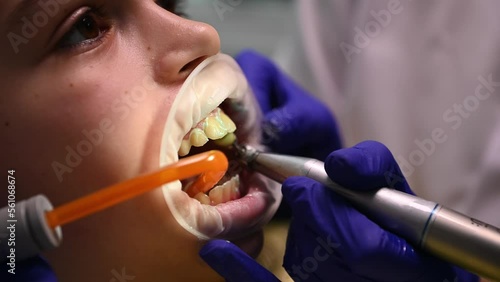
left=147, top=6, right=221, bottom=83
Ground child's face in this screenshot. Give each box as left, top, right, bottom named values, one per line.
left=0, top=1, right=277, bottom=281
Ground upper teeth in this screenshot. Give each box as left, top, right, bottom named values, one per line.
left=178, top=107, right=237, bottom=156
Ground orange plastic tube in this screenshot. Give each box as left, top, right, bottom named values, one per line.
left=46, top=150, right=228, bottom=229
left=185, top=171, right=224, bottom=198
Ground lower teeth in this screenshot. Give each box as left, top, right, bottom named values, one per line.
left=194, top=192, right=211, bottom=205
left=193, top=174, right=240, bottom=206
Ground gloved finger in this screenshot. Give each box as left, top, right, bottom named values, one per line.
left=325, top=140, right=412, bottom=193
left=282, top=177, right=393, bottom=252
left=199, top=240, right=279, bottom=282
left=263, top=96, right=341, bottom=160
left=453, top=266, right=481, bottom=282
left=282, top=177, right=457, bottom=281
left=0, top=255, right=58, bottom=282
left=235, top=50, right=280, bottom=114
left=236, top=50, right=342, bottom=159
left=236, top=50, right=330, bottom=114
left=284, top=218, right=356, bottom=282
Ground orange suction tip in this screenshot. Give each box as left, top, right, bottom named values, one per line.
left=45, top=150, right=228, bottom=229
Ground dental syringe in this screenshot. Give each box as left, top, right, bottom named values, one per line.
left=233, top=144, right=500, bottom=281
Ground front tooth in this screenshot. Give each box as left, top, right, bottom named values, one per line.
left=208, top=185, right=224, bottom=205
left=207, top=175, right=241, bottom=205
left=204, top=116, right=228, bottom=140
left=189, top=128, right=209, bottom=147
left=220, top=111, right=236, bottom=133
left=178, top=139, right=191, bottom=157
left=194, top=192, right=211, bottom=205
left=230, top=175, right=240, bottom=200
left=221, top=182, right=232, bottom=204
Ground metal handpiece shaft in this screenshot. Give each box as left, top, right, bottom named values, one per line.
left=236, top=145, right=500, bottom=281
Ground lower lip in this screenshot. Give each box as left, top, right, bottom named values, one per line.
left=213, top=173, right=274, bottom=239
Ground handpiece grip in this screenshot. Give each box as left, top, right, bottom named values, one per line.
left=248, top=151, right=500, bottom=280
left=423, top=206, right=500, bottom=280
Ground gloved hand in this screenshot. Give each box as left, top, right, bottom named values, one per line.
left=0, top=255, right=57, bottom=282
left=236, top=50, right=342, bottom=161
left=283, top=140, right=479, bottom=282
left=200, top=240, right=279, bottom=282
left=200, top=141, right=479, bottom=282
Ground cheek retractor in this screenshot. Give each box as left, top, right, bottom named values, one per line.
left=45, top=150, right=228, bottom=229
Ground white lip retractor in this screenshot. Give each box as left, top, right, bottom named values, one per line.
left=159, top=53, right=281, bottom=239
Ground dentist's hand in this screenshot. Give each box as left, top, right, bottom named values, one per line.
left=201, top=141, right=478, bottom=282
left=200, top=240, right=279, bottom=282
left=0, top=255, right=57, bottom=282
left=236, top=50, right=342, bottom=161
left=282, top=140, right=478, bottom=282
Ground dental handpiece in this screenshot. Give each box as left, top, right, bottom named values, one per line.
left=234, top=144, right=500, bottom=281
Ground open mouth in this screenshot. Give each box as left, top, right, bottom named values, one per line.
left=179, top=104, right=248, bottom=206
left=159, top=54, right=281, bottom=240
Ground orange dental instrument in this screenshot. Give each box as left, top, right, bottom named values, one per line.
left=0, top=150, right=228, bottom=262
left=47, top=150, right=228, bottom=229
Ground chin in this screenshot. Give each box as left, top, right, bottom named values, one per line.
left=158, top=54, right=282, bottom=245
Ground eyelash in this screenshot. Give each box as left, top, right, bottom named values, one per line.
left=57, top=1, right=187, bottom=53
left=57, top=6, right=110, bottom=51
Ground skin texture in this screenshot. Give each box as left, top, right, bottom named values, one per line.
left=0, top=1, right=225, bottom=281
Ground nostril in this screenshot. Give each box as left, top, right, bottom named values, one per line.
left=180, top=56, right=208, bottom=74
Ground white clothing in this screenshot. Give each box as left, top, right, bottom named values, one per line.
left=289, top=0, right=500, bottom=226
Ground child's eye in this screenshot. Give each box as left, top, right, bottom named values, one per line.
left=59, top=9, right=109, bottom=49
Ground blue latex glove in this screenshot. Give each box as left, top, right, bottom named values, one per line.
left=283, top=140, right=479, bottom=282
left=236, top=50, right=342, bottom=161
left=200, top=141, right=479, bottom=282
left=0, top=255, right=57, bottom=282
left=200, top=240, right=279, bottom=282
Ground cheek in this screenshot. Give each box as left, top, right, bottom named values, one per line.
left=58, top=78, right=177, bottom=197
left=2, top=69, right=178, bottom=206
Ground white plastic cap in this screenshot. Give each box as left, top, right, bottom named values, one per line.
left=0, top=195, right=62, bottom=262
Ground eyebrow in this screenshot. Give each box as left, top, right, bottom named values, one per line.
left=7, top=0, right=46, bottom=29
